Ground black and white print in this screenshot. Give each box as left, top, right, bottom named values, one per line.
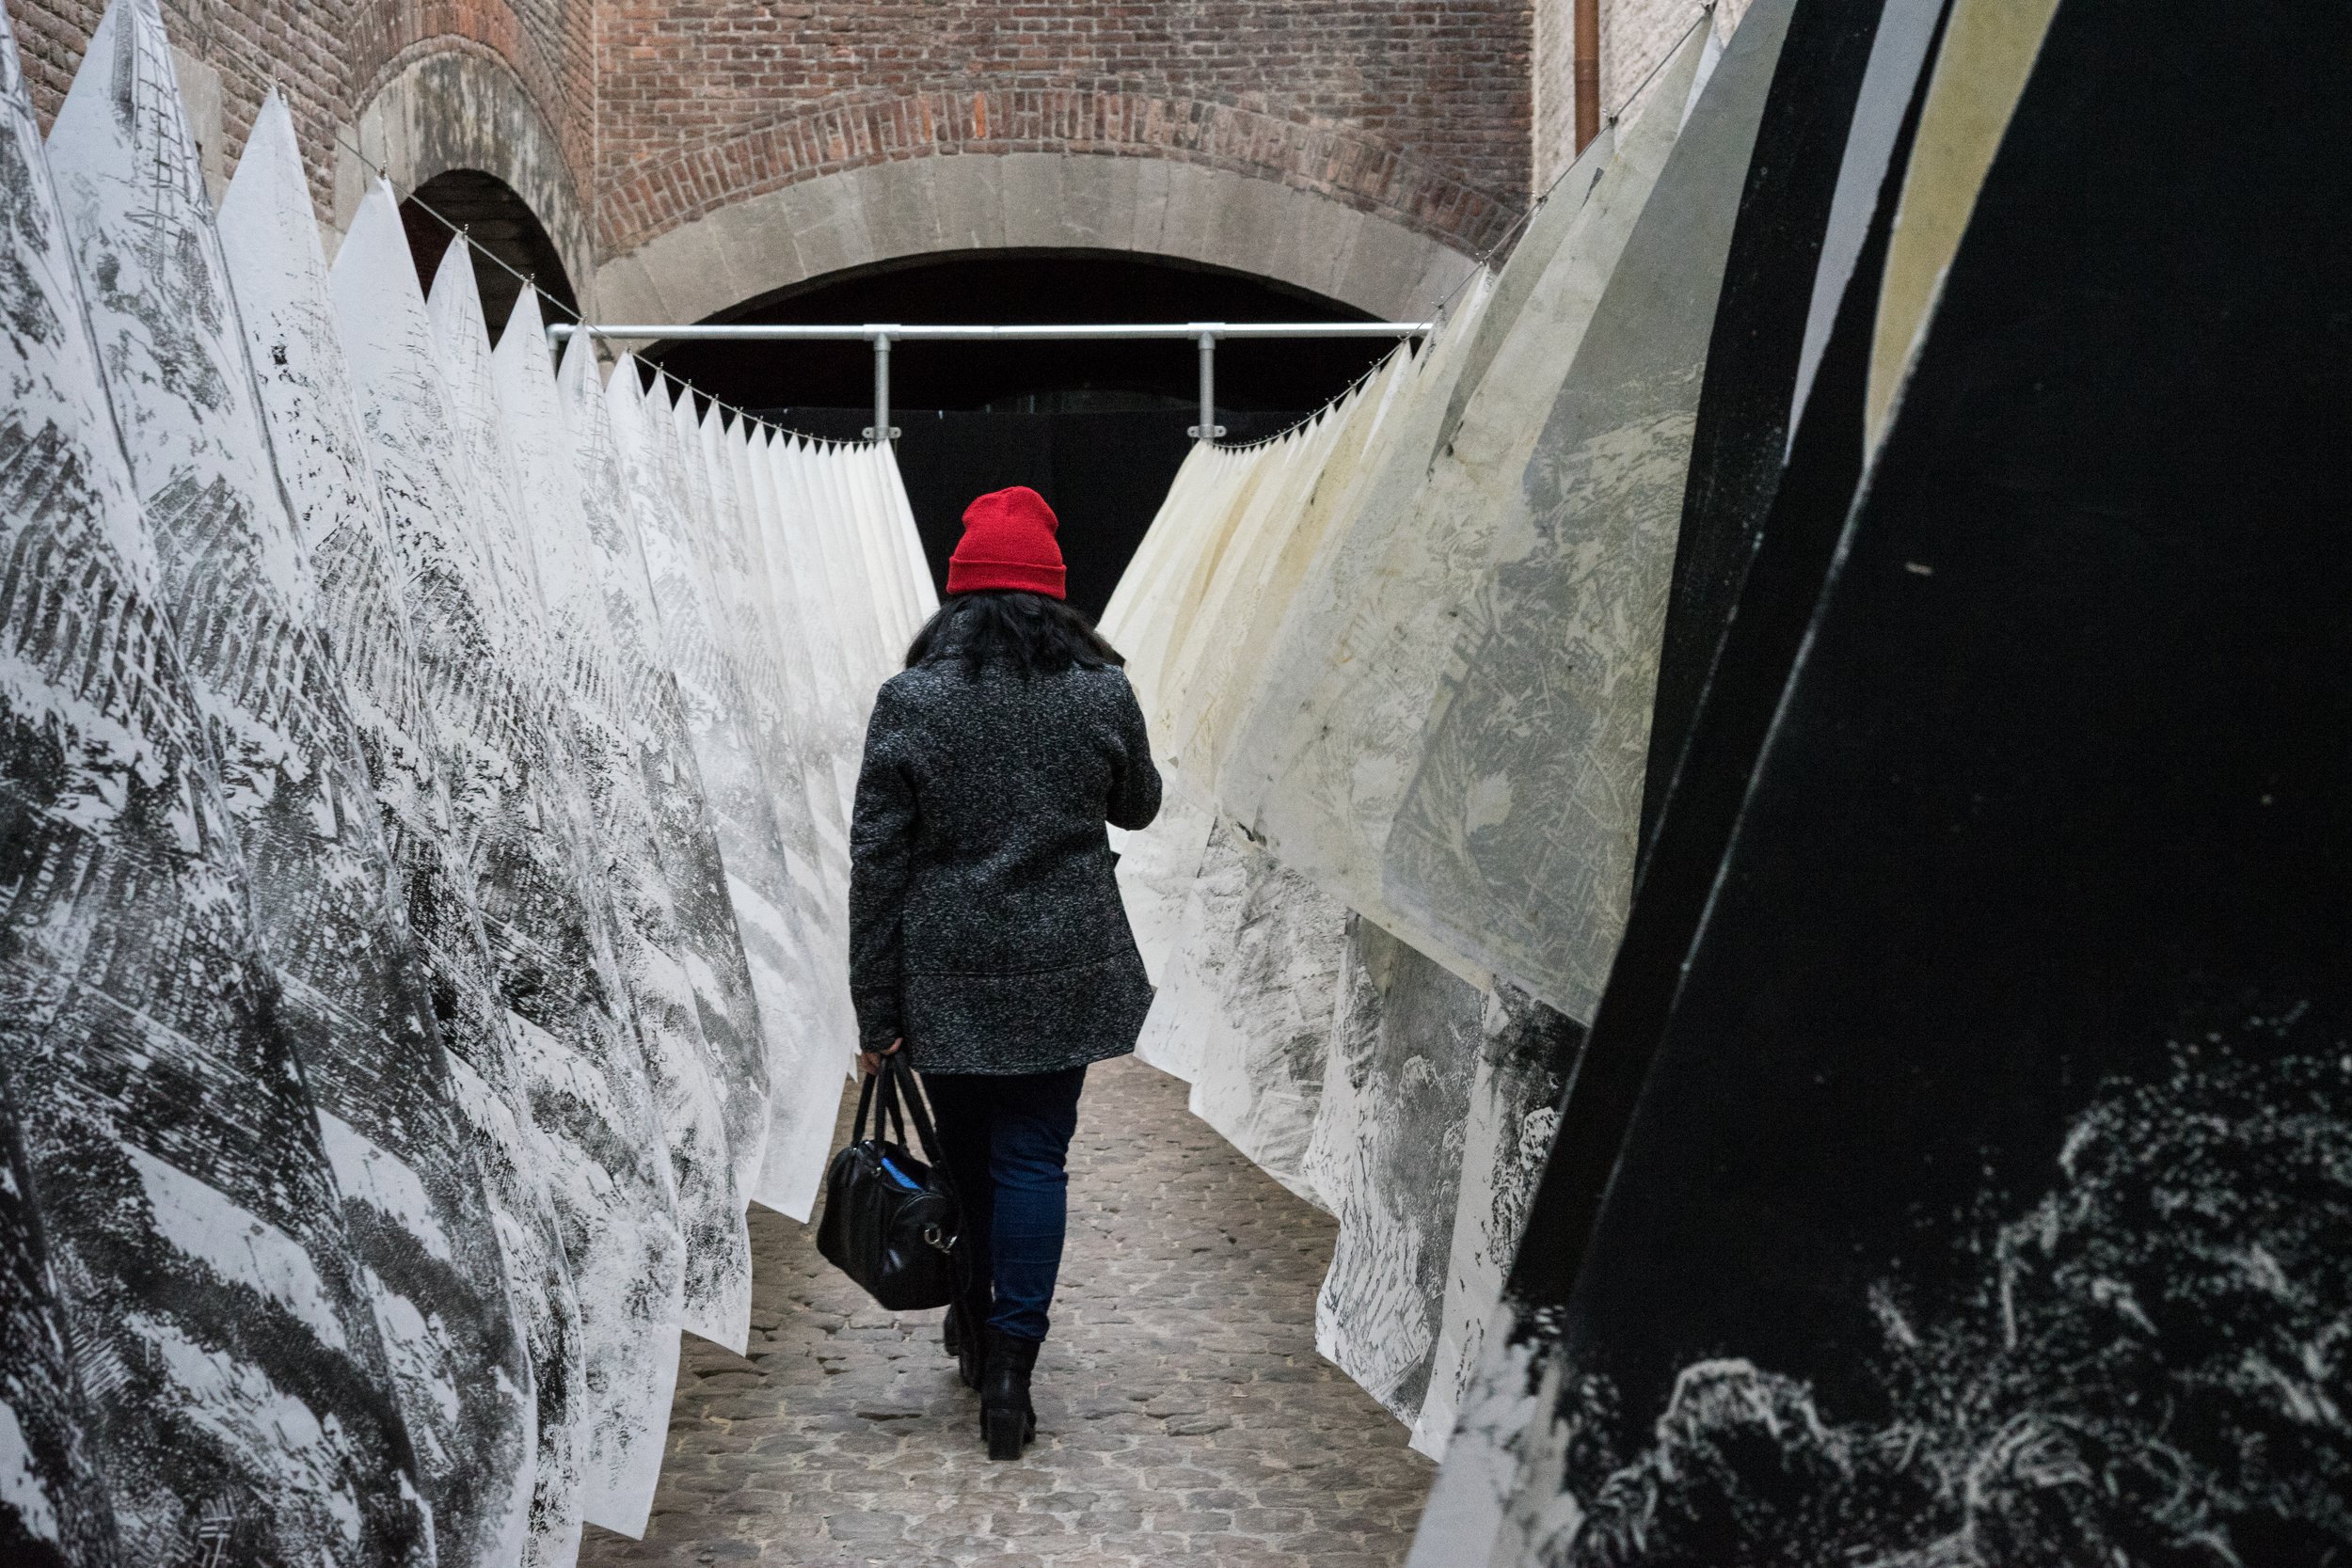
left=1184, top=831, right=1345, bottom=1206
left=207, top=88, right=550, bottom=1568
left=665, top=386, right=838, bottom=1218
left=334, top=189, right=682, bottom=1542
left=493, top=291, right=750, bottom=1355
left=1131, top=812, right=1252, bottom=1084
left=1383, top=0, right=1790, bottom=1022
left=1307, top=918, right=1486, bottom=1424
left=1409, top=985, right=1582, bottom=1459
left=214, top=91, right=593, bottom=1568
left=1413, top=3, right=2351, bottom=1559
left=0, top=1062, right=119, bottom=1565
left=421, top=240, right=691, bottom=1540
left=4, top=5, right=429, bottom=1555
left=554, top=331, right=772, bottom=1242
left=605, top=367, right=809, bottom=1209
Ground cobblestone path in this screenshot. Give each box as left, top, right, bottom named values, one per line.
left=580, top=1053, right=1436, bottom=1565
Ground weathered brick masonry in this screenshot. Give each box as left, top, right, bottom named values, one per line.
left=592, top=0, right=1534, bottom=260
left=5, top=2, right=592, bottom=226
left=7, top=0, right=1536, bottom=272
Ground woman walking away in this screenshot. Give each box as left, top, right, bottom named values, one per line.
left=849, top=485, right=1162, bottom=1460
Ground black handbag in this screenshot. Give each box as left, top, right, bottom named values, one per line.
left=815, top=1053, right=963, bottom=1311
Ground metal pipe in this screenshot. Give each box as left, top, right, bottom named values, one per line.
left=865, top=332, right=897, bottom=441
left=1574, top=0, right=1601, bottom=152
left=548, top=320, right=1433, bottom=343
left=1189, top=331, right=1225, bottom=442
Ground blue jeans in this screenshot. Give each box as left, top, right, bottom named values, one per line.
left=921, top=1065, right=1086, bottom=1343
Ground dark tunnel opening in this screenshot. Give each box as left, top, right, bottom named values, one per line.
left=401, top=169, right=579, bottom=343
left=644, top=251, right=1408, bottom=619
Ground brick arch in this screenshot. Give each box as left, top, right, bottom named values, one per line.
left=595, top=141, right=1487, bottom=331
left=336, top=43, right=596, bottom=316
left=603, top=83, right=1525, bottom=261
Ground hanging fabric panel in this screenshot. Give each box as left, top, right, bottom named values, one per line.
left=7, top=2, right=431, bottom=1552
left=339, top=189, right=683, bottom=1544
left=218, top=90, right=562, bottom=1567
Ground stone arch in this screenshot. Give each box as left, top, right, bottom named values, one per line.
left=334, top=46, right=596, bottom=315
left=594, top=150, right=1484, bottom=330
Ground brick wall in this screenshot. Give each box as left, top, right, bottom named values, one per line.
left=8, top=0, right=1538, bottom=269
left=1531, top=0, right=1758, bottom=194
left=4, top=0, right=588, bottom=230
left=591, top=1, right=1535, bottom=259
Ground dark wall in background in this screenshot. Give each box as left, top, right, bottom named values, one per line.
left=660, top=251, right=1401, bottom=621
left=652, top=251, right=1391, bottom=414
left=401, top=171, right=580, bottom=343
left=767, top=407, right=1308, bottom=625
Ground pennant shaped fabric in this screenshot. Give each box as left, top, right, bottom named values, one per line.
left=1128, top=814, right=1251, bottom=1084
left=1404, top=982, right=1583, bottom=1460
left=493, top=294, right=750, bottom=1354
left=10, top=3, right=429, bottom=1556
left=1304, top=921, right=1485, bottom=1427
left=761, top=433, right=865, bottom=833
left=1183, top=832, right=1346, bottom=1207
left=0, top=17, right=123, bottom=1560
left=1383, top=0, right=1799, bottom=1019
left=1644, top=0, right=1925, bottom=856
left=215, top=95, right=592, bottom=1568
left=737, top=430, right=850, bottom=922
left=1416, top=0, right=2352, bottom=1560
left=212, top=88, right=548, bottom=1568
left=421, top=241, right=689, bottom=1541
left=728, top=427, right=860, bottom=1106
left=677, top=393, right=842, bottom=1219
left=597, top=364, right=790, bottom=1203
left=336, top=188, right=681, bottom=1544
left=608, top=371, right=807, bottom=1200
left=556, top=336, right=772, bottom=1231
left=1225, top=21, right=1713, bottom=989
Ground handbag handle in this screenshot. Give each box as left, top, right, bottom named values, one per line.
left=855, top=1054, right=914, bottom=1150
left=852, top=1054, right=959, bottom=1210
left=850, top=1065, right=879, bottom=1143
left=880, top=1054, right=960, bottom=1204
left=852, top=1059, right=907, bottom=1146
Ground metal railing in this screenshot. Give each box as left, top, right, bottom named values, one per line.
left=548, top=320, right=1433, bottom=442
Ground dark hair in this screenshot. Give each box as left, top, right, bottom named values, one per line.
left=904, top=590, right=1126, bottom=678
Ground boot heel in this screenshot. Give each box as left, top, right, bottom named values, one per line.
left=978, top=1327, right=1041, bottom=1460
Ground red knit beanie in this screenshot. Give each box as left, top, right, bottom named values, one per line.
left=946, top=486, right=1067, bottom=599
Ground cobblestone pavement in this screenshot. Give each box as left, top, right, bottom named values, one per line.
left=579, top=1053, right=1436, bottom=1566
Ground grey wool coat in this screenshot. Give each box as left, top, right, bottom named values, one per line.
left=848, top=660, right=1164, bottom=1075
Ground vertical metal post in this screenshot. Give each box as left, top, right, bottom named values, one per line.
left=1189, top=330, right=1224, bottom=441
left=1574, top=0, right=1601, bottom=152
left=866, top=331, right=898, bottom=441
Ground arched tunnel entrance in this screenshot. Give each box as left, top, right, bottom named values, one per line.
left=400, top=168, right=580, bottom=343
left=644, top=252, right=1399, bottom=620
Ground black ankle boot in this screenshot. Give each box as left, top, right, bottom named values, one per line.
left=979, top=1328, right=1040, bottom=1460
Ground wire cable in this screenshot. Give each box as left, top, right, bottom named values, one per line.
left=333, top=129, right=817, bottom=445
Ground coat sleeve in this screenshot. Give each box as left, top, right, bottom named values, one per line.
left=849, top=681, right=917, bottom=1050
left=1105, top=673, right=1164, bottom=832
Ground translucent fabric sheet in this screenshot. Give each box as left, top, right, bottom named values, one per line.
left=1383, top=0, right=1795, bottom=1020
left=1225, top=25, right=1711, bottom=986
left=1182, top=833, right=1347, bottom=1208
left=494, top=296, right=751, bottom=1356
left=7, top=4, right=936, bottom=1547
